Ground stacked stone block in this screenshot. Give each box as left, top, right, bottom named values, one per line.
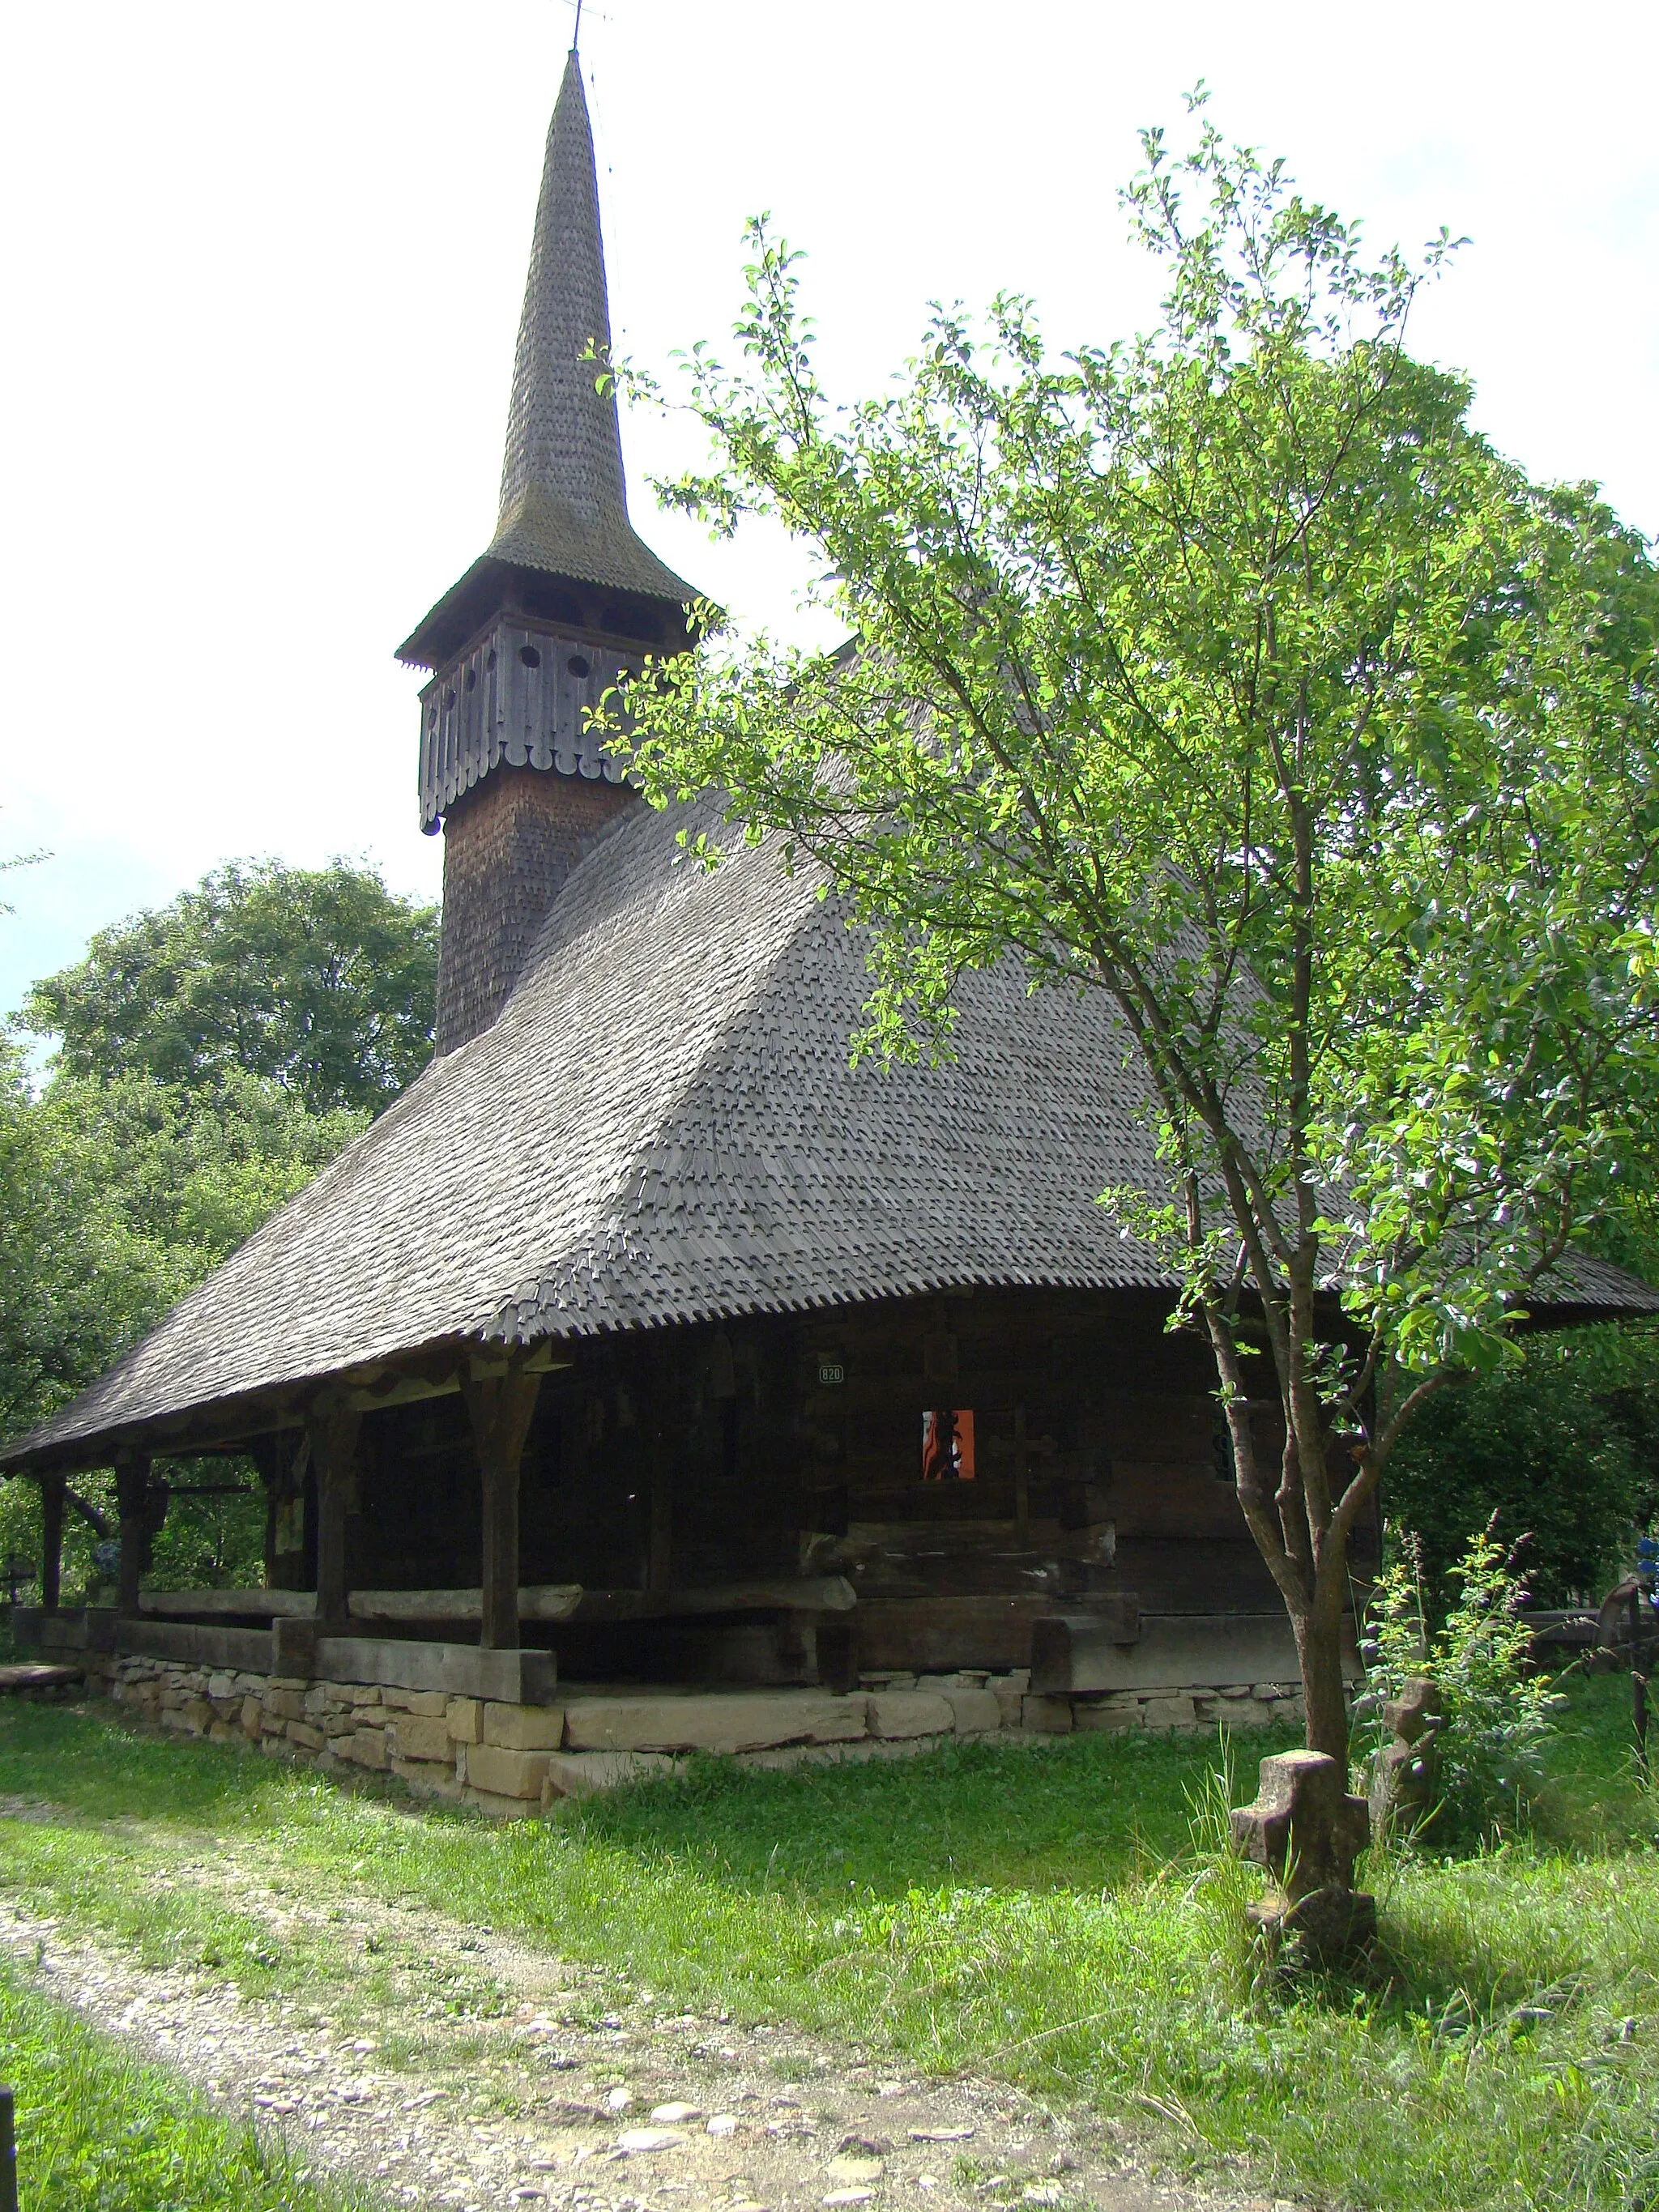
left=1071, top=1681, right=1304, bottom=1733
left=104, top=1653, right=1304, bottom=1813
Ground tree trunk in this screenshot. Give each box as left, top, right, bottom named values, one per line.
left=1293, top=1599, right=1351, bottom=1765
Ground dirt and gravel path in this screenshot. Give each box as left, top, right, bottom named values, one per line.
left=0, top=1818, right=1287, bottom=2212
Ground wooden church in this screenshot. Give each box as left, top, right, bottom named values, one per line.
left=5, top=49, right=1650, bottom=1808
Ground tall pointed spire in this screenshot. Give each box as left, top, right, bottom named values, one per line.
left=397, top=40, right=701, bottom=1057
left=396, top=46, right=691, bottom=671
left=493, top=48, right=626, bottom=553
left=487, top=48, right=684, bottom=599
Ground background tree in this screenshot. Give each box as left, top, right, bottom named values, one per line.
left=1386, top=1320, right=1659, bottom=1607
left=608, top=105, right=1659, bottom=1762
left=0, top=1042, right=368, bottom=1596
left=3, top=854, right=423, bottom=1596
left=0, top=1049, right=368, bottom=1438
left=20, top=857, right=438, bottom=1115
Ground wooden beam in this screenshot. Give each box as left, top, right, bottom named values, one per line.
left=133, top=1581, right=847, bottom=1626
left=39, top=1473, right=64, bottom=1613
left=310, top=1635, right=557, bottom=1704
left=1029, top=1609, right=1324, bottom=1694
left=348, top=1584, right=582, bottom=1623
left=569, top=1576, right=856, bottom=1622
left=1028, top=1607, right=1145, bottom=1694
left=119, top=1618, right=275, bottom=1672
left=463, top=1354, right=542, bottom=1652
left=305, top=1398, right=361, bottom=1632
left=851, top=1592, right=1139, bottom=1673
left=140, top=1588, right=318, bottom=1619
left=114, top=1448, right=151, bottom=1620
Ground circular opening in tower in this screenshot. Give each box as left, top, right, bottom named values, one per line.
left=566, top=654, right=591, bottom=680
left=518, top=645, right=542, bottom=669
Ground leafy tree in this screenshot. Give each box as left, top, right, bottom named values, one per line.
left=0, top=1042, right=365, bottom=1593
left=1386, top=1322, right=1659, bottom=1606
left=608, top=104, right=1659, bottom=1760
left=20, top=858, right=438, bottom=1115
left=0, top=1043, right=366, bottom=1439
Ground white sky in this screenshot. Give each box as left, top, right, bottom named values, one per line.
left=2, top=0, right=1656, bottom=1025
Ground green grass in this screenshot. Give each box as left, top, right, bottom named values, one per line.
left=3, top=1684, right=1659, bottom=2210
left=0, top=1963, right=369, bottom=2212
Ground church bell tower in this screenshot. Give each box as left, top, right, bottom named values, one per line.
left=397, top=46, right=696, bottom=1056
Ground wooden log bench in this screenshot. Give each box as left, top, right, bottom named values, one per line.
left=0, top=1660, right=83, bottom=1695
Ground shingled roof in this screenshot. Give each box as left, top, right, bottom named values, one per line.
left=397, top=48, right=693, bottom=670
left=6, top=783, right=1653, bottom=1476
left=0, top=791, right=1187, bottom=1468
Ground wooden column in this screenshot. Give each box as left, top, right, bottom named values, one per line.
left=305, top=1399, right=361, bottom=1632
left=464, top=1353, right=542, bottom=1652
left=113, top=1449, right=152, bottom=1619
left=39, top=1473, right=65, bottom=1612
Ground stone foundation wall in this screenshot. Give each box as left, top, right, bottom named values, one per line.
left=104, top=1656, right=1304, bottom=1816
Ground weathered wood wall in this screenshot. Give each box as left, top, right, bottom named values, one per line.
left=327, top=1288, right=1371, bottom=1680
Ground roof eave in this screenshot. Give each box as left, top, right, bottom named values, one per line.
left=395, top=549, right=699, bottom=671
left=396, top=554, right=509, bottom=669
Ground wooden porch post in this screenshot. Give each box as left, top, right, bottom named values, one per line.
left=305, top=1399, right=361, bottom=1632
left=39, top=1473, right=65, bottom=1611
left=113, top=1448, right=152, bottom=1618
left=464, top=1353, right=542, bottom=1652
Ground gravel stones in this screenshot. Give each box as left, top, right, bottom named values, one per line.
left=1, top=1858, right=1261, bottom=2212
left=616, top=2126, right=688, bottom=2153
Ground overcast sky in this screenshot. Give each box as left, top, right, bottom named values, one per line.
left=2, top=0, right=1656, bottom=1027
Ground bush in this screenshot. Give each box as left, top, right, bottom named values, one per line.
left=1362, top=1519, right=1563, bottom=1845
